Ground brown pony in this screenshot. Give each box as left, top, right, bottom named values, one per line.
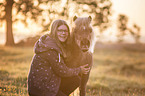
left=65, top=16, right=96, bottom=96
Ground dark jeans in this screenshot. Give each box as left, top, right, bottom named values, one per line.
left=58, top=76, right=81, bottom=96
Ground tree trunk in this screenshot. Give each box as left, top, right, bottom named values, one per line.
left=5, top=0, right=15, bottom=46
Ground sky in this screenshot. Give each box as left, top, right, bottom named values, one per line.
left=0, top=0, right=145, bottom=44
left=111, top=0, right=145, bottom=42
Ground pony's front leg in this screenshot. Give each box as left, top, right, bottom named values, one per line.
left=79, top=73, right=89, bottom=96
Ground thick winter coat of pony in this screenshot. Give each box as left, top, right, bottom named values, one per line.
left=65, top=16, right=96, bottom=96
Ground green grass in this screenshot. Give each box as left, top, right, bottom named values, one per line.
left=0, top=46, right=33, bottom=96
left=0, top=44, right=145, bottom=96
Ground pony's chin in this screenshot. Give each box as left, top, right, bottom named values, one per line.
left=81, top=46, right=89, bottom=52
left=82, top=49, right=89, bottom=52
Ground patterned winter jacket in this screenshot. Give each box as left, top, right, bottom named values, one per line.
left=28, top=34, right=81, bottom=96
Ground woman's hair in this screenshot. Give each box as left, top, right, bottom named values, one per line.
left=49, top=19, right=70, bottom=41
left=49, top=19, right=70, bottom=58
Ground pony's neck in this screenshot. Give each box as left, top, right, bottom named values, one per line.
left=71, top=37, right=84, bottom=55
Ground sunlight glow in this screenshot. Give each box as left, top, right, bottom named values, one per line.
left=0, top=0, right=145, bottom=44
left=61, top=0, right=67, bottom=7
left=111, top=0, right=145, bottom=36
left=0, top=0, right=4, bottom=2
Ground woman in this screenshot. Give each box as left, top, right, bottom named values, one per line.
left=28, top=19, right=90, bottom=96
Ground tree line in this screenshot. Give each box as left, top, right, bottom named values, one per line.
left=0, top=0, right=141, bottom=46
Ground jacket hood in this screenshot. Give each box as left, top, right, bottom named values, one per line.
left=34, top=34, right=62, bottom=55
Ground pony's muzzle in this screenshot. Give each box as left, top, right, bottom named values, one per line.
left=80, top=38, right=90, bottom=52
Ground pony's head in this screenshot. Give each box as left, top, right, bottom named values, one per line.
left=72, top=16, right=95, bottom=52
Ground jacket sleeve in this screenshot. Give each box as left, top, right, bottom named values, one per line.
left=39, top=49, right=81, bottom=77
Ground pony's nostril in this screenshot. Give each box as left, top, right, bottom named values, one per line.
left=81, top=39, right=90, bottom=46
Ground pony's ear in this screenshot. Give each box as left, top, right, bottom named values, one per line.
left=73, top=16, right=78, bottom=21
left=88, top=16, right=92, bottom=22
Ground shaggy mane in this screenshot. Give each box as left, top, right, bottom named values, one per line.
left=71, top=17, right=96, bottom=53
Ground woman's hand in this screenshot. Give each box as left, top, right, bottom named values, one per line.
left=80, top=64, right=90, bottom=74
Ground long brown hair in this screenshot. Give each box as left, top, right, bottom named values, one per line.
left=49, top=19, right=70, bottom=58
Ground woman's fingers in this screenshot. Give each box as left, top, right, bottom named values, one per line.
left=80, top=64, right=91, bottom=74
left=82, top=64, right=88, bottom=68
left=83, top=67, right=90, bottom=74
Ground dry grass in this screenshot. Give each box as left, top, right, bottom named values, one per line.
left=0, top=44, right=145, bottom=96
left=0, top=46, right=33, bottom=96
left=86, top=43, right=145, bottom=96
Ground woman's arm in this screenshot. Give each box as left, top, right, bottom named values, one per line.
left=39, top=49, right=81, bottom=77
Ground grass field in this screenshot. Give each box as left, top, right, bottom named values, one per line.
left=0, top=44, right=145, bottom=96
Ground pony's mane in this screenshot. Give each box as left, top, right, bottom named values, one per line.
left=71, top=17, right=96, bottom=53
left=89, top=29, right=96, bottom=53
left=73, top=17, right=91, bottom=29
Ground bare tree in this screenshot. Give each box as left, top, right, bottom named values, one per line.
left=129, top=24, right=141, bottom=43
left=0, top=0, right=60, bottom=46
left=117, top=14, right=128, bottom=42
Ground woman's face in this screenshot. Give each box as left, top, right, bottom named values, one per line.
left=57, top=25, right=69, bottom=42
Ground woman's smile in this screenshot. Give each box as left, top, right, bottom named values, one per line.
left=57, top=25, right=69, bottom=42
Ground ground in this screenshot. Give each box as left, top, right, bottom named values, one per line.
left=0, top=43, right=145, bottom=96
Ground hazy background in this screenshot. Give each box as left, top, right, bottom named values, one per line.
left=0, top=0, right=145, bottom=45
left=0, top=0, right=145, bottom=95
left=112, top=0, right=145, bottom=43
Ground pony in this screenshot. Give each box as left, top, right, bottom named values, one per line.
left=65, top=16, right=96, bottom=96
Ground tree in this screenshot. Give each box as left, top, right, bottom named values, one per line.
left=129, top=24, right=141, bottom=43
left=117, top=14, right=128, bottom=42
left=66, top=0, right=112, bottom=42
left=74, top=0, right=112, bottom=33
left=0, top=0, right=60, bottom=46
left=0, top=0, right=113, bottom=46
left=38, top=0, right=113, bottom=37
left=1, top=0, right=15, bottom=46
